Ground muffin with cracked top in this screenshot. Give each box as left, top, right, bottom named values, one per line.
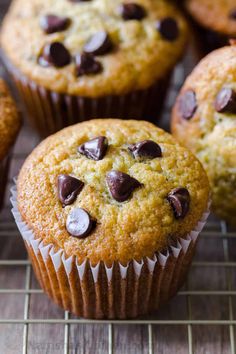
left=1, top=0, right=188, bottom=136
left=172, top=44, right=236, bottom=225
left=184, top=0, right=236, bottom=55
left=13, top=119, right=210, bottom=318
left=0, top=79, right=21, bottom=210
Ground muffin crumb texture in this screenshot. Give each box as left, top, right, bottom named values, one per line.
left=17, top=119, right=209, bottom=265
left=0, top=79, right=21, bottom=161
left=1, top=0, right=187, bottom=96
left=186, top=0, right=236, bottom=36
left=172, top=45, right=236, bottom=224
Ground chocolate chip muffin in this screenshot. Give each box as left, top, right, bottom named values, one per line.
left=13, top=119, right=210, bottom=318
left=184, top=0, right=236, bottom=55
left=0, top=79, right=21, bottom=210
left=172, top=44, right=236, bottom=225
left=1, top=0, right=188, bottom=137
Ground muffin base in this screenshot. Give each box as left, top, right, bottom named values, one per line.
left=3, top=56, right=171, bottom=138
left=11, top=186, right=210, bottom=319
left=0, top=153, right=11, bottom=211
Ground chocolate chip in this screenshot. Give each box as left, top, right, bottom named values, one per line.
left=167, top=187, right=190, bottom=219
left=106, top=171, right=142, bottom=202
left=229, top=9, right=236, bottom=20
left=57, top=174, right=84, bottom=206
left=119, top=3, right=146, bottom=21
left=156, top=17, right=179, bottom=41
left=178, top=90, right=197, bottom=120
left=214, top=87, right=236, bottom=114
left=66, top=208, right=96, bottom=238
left=78, top=136, right=108, bottom=160
left=40, top=15, right=70, bottom=34
left=38, top=42, right=71, bottom=68
left=128, top=140, right=162, bottom=160
left=83, top=31, right=113, bottom=56
left=76, top=52, right=102, bottom=76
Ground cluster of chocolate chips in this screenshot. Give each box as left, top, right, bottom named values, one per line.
left=57, top=136, right=190, bottom=238
left=179, top=86, right=236, bottom=121
left=38, top=2, right=180, bottom=74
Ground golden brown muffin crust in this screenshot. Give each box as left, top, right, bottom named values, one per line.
left=172, top=45, right=236, bottom=224
left=17, top=119, right=209, bottom=265
left=0, top=79, right=21, bottom=161
left=1, top=0, right=188, bottom=97
left=185, top=0, right=236, bottom=36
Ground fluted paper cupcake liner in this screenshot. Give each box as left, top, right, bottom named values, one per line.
left=11, top=185, right=210, bottom=319
left=2, top=55, right=171, bottom=138
left=0, top=153, right=11, bottom=211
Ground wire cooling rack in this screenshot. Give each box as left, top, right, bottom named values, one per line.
left=0, top=52, right=236, bottom=353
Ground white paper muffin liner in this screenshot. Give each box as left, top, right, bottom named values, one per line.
left=11, top=185, right=210, bottom=319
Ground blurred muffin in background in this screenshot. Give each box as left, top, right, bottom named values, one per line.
left=1, top=0, right=188, bottom=137
left=172, top=44, right=236, bottom=225
left=0, top=79, right=21, bottom=210
left=185, top=0, right=236, bottom=55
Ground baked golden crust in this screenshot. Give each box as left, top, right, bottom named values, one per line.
left=1, top=0, right=188, bottom=97
left=172, top=45, right=236, bottom=224
left=0, top=79, right=21, bottom=161
left=185, top=0, right=236, bottom=36
left=17, top=119, right=209, bottom=265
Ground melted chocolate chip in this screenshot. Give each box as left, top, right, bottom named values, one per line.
left=76, top=52, right=102, bottom=76
left=38, top=42, right=71, bottom=68
left=83, top=31, right=113, bottom=56
left=167, top=187, right=190, bottom=219
left=40, top=15, right=70, bottom=34
left=214, top=87, right=236, bottom=114
left=57, top=174, right=84, bottom=206
left=178, top=90, right=197, bottom=120
left=106, top=171, right=142, bottom=202
left=66, top=208, right=96, bottom=238
left=229, top=9, right=236, bottom=20
left=78, top=136, right=108, bottom=161
left=128, top=140, right=162, bottom=160
left=119, top=3, right=146, bottom=21
left=156, top=17, right=179, bottom=41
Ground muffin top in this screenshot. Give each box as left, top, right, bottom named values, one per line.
left=0, top=79, right=21, bottom=161
left=1, top=0, right=187, bottom=97
left=185, top=0, right=236, bottom=36
left=17, top=119, right=209, bottom=266
left=172, top=45, right=236, bottom=220
left=172, top=45, right=236, bottom=160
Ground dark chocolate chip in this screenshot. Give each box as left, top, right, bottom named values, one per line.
left=229, top=9, right=236, bottom=20
left=214, top=87, right=236, bottom=113
left=178, top=89, right=197, bottom=120
left=128, top=140, right=162, bottom=160
left=156, top=17, right=179, bottom=41
left=40, top=14, right=70, bottom=34
left=83, top=31, right=113, bottom=56
left=167, top=187, right=190, bottom=219
left=106, top=170, right=142, bottom=202
left=119, top=3, right=146, bottom=21
left=76, top=52, right=102, bottom=76
left=78, top=136, right=108, bottom=161
left=66, top=208, right=96, bottom=238
left=38, top=42, right=71, bottom=68
left=57, top=174, right=84, bottom=206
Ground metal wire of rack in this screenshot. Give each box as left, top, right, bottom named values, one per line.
left=0, top=43, right=236, bottom=353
